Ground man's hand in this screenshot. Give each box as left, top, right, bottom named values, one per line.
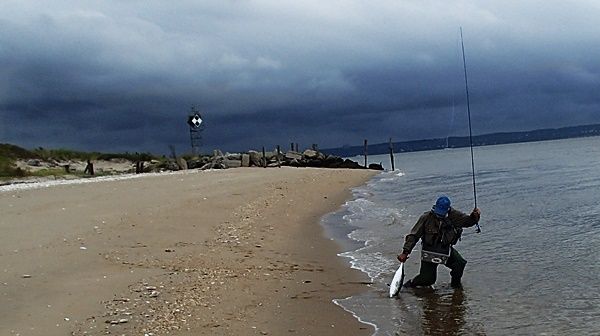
left=471, top=207, right=481, bottom=222
left=397, top=253, right=408, bottom=263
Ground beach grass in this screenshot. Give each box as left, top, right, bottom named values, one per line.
left=0, top=143, right=161, bottom=179
left=32, top=147, right=158, bottom=162
left=0, top=157, right=23, bottom=178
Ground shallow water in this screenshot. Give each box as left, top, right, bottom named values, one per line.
left=324, top=137, right=600, bottom=336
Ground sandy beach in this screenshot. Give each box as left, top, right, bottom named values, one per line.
left=0, top=167, right=376, bottom=335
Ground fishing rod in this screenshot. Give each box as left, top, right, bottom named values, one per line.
left=460, top=27, right=482, bottom=234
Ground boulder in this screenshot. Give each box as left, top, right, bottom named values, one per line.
left=303, top=149, right=318, bottom=159
left=166, top=161, right=180, bottom=171
left=288, top=159, right=301, bottom=167
left=241, top=154, right=250, bottom=167
left=324, top=155, right=344, bottom=168
left=285, top=151, right=303, bottom=160
left=368, top=163, right=384, bottom=171
left=186, top=158, right=203, bottom=169
left=226, top=153, right=242, bottom=160
left=27, top=159, right=41, bottom=166
left=177, top=157, right=188, bottom=170
left=306, top=159, right=323, bottom=167
left=248, top=151, right=263, bottom=167
left=200, top=162, right=227, bottom=170
left=340, top=159, right=363, bottom=169
left=224, top=159, right=242, bottom=168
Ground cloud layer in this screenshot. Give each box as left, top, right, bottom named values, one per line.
left=2, top=0, right=600, bottom=153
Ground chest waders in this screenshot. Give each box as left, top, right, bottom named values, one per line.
left=409, top=219, right=467, bottom=288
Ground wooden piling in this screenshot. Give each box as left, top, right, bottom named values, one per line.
left=363, top=139, right=368, bottom=168
left=276, top=145, right=281, bottom=168
left=295, top=143, right=299, bottom=152
left=262, top=146, right=267, bottom=168
left=389, top=138, right=395, bottom=171
left=291, top=142, right=294, bottom=151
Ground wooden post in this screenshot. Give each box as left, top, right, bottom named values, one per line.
left=291, top=142, right=294, bottom=151
left=262, top=146, right=267, bottom=168
left=276, top=145, right=281, bottom=168
left=84, top=159, right=94, bottom=175
left=295, top=143, right=299, bottom=152
left=363, top=139, right=368, bottom=168
left=389, top=138, right=395, bottom=171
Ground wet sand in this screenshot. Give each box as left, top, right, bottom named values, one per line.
left=0, top=167, right=376, bottom=335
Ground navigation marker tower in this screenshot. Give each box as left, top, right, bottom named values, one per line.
left=187, top=106, right=204, bottom=156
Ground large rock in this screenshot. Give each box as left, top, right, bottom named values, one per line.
left=241, top=154, right=250, bottom=167
left=303, top=149, right=318, bottom=159
left=166, top=161, right=180, bottom=171
left=288, top=159, right=301, bottom=167
left=265, top=151, right=279, bottom=160
left=187, top=158, right=206, bottom=169
left=177, top=157, right=188, bottom=170
left=306, top=159, right=323, bottom=167
left=368, top=163, right=384, bottom=171
left=323, top=155, right=344, bottom=168
left=200, top=162, right=227, bottom=170
left=248, top=151, right=263, bottom=167
left=285, top=151, right=302, bottom=160
left=224, top=159, right=242, bottom=168
left=27, top=159, right=41, bottom=166
left=226, top=153, right=242, bottom=160
left=339, top=159, right=363, bottom=169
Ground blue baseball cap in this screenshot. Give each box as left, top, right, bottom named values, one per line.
left=433, top=196, right=451, bottom=216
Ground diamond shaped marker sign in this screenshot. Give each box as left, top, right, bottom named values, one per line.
left=188, top=114, right=203, bottom=128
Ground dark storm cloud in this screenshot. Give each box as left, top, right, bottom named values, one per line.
left=2, top=0, right=600, bottom=153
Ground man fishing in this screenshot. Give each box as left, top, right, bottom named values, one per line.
left=397, top=196, right=481, bottom=289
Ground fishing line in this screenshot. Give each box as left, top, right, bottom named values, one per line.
left=446, top=32, right=463, bottom=150
left=460, top=27, right=482, bottom=234
left=445, top=95, right=456, bottom=149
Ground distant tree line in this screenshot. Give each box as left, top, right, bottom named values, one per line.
left=322, top=123, right=600, bottom=157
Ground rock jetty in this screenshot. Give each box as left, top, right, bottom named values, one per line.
left=1, top=146, right=383, bottom=186
left=182, top=148, right=383, bottom=171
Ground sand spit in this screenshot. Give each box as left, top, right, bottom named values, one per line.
left=0, top=167, right=376, bottom=335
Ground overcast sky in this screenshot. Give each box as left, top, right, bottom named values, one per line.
left=2, top=1, right=600, bottom=153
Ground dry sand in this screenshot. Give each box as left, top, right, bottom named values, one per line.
left=0, top=167, right=376, bottom=335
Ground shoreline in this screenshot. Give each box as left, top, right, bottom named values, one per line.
left=0, top=167, right=377, bottom=335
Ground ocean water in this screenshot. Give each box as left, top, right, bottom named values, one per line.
left=323, top=137, right=600, bottom=336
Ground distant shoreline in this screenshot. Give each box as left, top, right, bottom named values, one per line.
left=323, top=123, right=600, bottom=157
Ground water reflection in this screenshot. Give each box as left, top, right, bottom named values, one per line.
left=405, top=288, right=486, bottom=336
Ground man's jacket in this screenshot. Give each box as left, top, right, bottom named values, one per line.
left=402, top=208, right=479, bottom=255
